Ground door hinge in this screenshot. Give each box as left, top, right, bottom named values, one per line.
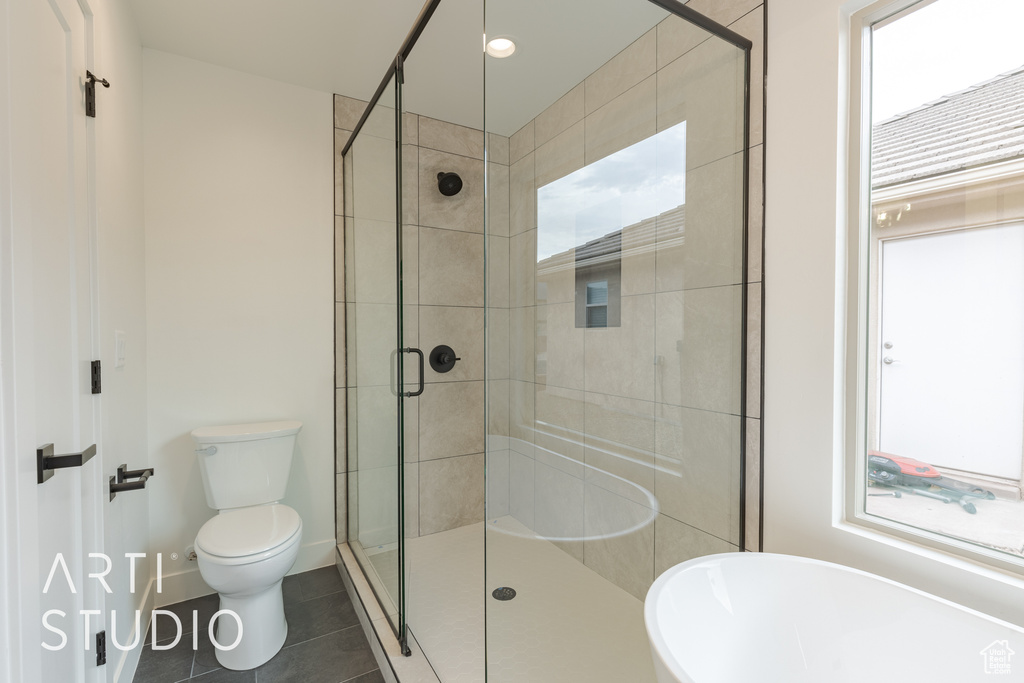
left=91, top=360, right=101, bottom=394
left=96, top=630, right=106, bottom=666
left=85, top=71, right=110, bottom=118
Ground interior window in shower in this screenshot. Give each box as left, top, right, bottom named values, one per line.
left=537, top=121, right=687, bottom=330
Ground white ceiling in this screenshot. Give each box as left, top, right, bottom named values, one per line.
left=129, top=0, right=428, bottom=102
left=129, top=0, right=669, bottom=136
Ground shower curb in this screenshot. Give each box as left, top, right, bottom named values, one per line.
left=335, top=544, right=441, bottom=683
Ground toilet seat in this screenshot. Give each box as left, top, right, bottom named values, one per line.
left=196, top=503, right=301, bottom=566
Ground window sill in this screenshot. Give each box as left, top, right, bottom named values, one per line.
left=837, top=511, right=1024, bottom=587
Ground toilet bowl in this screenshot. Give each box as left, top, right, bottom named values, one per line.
left=190, top=420, right=304, bottom=670
left=195, top=503, right=302, bottom=670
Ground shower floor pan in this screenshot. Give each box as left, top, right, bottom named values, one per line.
left=405, top=516, right=656, bottom=683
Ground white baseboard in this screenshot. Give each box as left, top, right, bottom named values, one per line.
left=152, top=565, right=212, bottom=608
left=153, top=538, right=337, bottom=607
left=291, top=538, right=336, bottom=573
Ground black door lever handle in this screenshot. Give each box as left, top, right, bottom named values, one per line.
left=109, top=463, right=155, bottom=501
left=37, top=443, right=97, bottom=484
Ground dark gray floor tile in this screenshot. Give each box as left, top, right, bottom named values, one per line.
left=342, top=670, right=385, bottom=683
left=296, top=566, right=345, bottom=601
left=190, top=627, right=221, bottom=678
left=283, top=589, right=359, bottom=647
left=188, top=668, right=255, bottom=682
left=133, top=637, right=196, bottom=683
left=137, top=568, right=371, bottom=683
left=256, top=627, right=377, bottom=683
left=282, top=574, right=304, bottom=604
left=192, top=583, right=359, bottom=676
left=146, top=593, right=220, bottom=643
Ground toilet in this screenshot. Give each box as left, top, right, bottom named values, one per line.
left=190, top=420, right=304, bottom=671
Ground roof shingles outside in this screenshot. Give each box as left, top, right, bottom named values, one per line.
left=871, top=66, right=1024, bottom=189
left=537, top=205, right=680, bottom=268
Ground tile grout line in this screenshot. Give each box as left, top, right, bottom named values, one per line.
left=336, top=666, right=382, bottom=683
left=278, top=622, right=364, bottom=652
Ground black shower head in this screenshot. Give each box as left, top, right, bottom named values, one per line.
left=437, top=171, right=463, bottom=197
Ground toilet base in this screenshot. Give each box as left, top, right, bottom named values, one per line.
left=212, top=579, right=288, bottom=670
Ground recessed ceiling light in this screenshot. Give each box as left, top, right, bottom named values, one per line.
left=486, top=37, right=516, bottom=58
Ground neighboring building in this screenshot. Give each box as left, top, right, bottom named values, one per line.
left=869, top=66, right=1024, bottom=495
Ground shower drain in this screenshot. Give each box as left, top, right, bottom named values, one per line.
left=491, top=587, right=517, bottom=601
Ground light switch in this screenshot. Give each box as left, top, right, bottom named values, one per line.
left=115, top=330, right=126, bottom=369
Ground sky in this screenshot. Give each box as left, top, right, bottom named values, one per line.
left=872, top=0, right=1024, bottom=122
left=536, top=122, right=686, bottom=261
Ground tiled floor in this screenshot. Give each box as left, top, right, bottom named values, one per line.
left=132, top=566, right=383, bottom=683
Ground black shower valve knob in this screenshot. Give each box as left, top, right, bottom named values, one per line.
left=429, top=344, right=461, bottom=373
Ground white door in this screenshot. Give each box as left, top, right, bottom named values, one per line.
left=3, top=0, right=105, bottom=681
left=878, top=223, right=1024, bottom=481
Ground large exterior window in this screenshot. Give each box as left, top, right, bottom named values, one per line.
left=857, top=0, right=1024, bottom=562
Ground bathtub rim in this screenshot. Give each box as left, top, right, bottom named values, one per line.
left=644, top=551, right=1024, bottom=683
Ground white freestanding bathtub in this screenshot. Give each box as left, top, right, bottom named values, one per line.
left=645, top=553, right=1023, bottom=682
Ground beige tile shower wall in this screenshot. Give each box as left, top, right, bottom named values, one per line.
left=336, top=95, right=505, bottom=542
left=502, top=3, right=765, bottom=600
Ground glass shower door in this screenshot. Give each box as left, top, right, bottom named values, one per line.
left=343, top=71, right=411, bottom=642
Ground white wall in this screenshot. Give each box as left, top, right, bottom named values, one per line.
left=143, top=49, right=334, bottom=604
left=765, top=0, right=1024, bottom=625
left=93, top=1, right=152, bottom=680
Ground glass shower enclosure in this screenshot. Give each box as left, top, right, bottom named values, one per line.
left=342, top=68, right=408, bottom=640
left=341, top=0, right=751, bottom=679
left=341, top=0, right=438, bottom=646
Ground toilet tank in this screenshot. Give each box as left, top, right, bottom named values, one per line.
left=190, top=420, right=302, bottom=510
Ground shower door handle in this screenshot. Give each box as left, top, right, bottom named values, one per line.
left=401, top=348, right=425, bottom=398
left=392, top=347, right=424, bottom=397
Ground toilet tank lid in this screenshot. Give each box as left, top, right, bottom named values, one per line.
left=190, top=420, right=302, bottom=444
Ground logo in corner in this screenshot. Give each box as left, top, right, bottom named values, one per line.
left=980, top=640, right=1015, bottom=675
